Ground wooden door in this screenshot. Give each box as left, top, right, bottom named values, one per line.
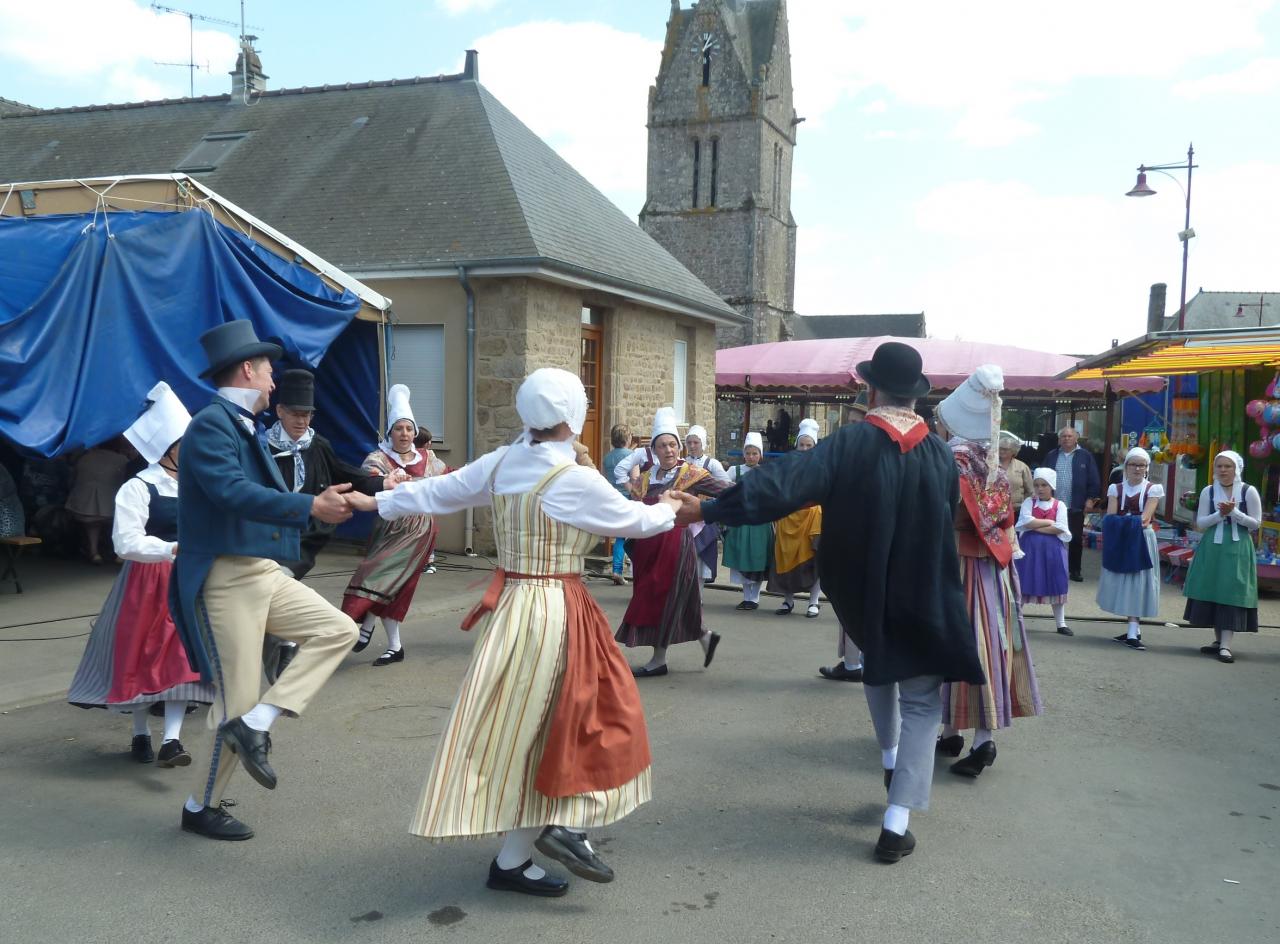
left=579, top=323, right=603, bottom=465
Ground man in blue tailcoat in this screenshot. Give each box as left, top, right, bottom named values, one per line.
left=171, top=320, right=356, bottom=841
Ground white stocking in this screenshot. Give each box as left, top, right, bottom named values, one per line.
left=1052, top=603, right=1066, bottom=627
left=496, top=826, right=545, bottom=879
left=644, top=645, right=669, bottom=670
left=131, top=709, right=150, bottom=737
left=383, top=618, right=402, bottom=650
left=162, top=700, right=186, bottom=742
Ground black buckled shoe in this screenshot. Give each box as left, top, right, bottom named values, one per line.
left=874, top=828, right=916, bottom=863
left=373, top=647, right=404, bottom=666
left=156, top=739, right=191, bottom=768
left=935, top=734, right=964, bottom=757
left=130, top=734, right=154, bottom=764
left=352, top=622, right=375, bottom=653
left=950, top=740, right=997, bottom=777
left=486, top=859, right=569, bottom=897
left=818, top=663, right=863, bottom=682
left=536, top=826, right=615, bottom=883
left=218, top=718, right=277, bottom=790
left=181, top=801, right=254, bottom=841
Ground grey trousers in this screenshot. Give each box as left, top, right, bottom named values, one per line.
left=864, top=675, right=944, bottom=811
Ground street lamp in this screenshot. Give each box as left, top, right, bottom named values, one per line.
left=1126, top=143, right=1198, bottom=330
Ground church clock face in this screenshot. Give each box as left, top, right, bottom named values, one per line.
left=693, top=31, right=719, bottom=55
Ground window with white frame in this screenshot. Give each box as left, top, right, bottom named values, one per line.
left=388, top=324, right=446, bottom=439
left=673, top=337, right=689, bottom=424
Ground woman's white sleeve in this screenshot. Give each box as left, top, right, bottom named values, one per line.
left=542, top=467, right=675, bottom=538
left=112, top=479, right=176, bottom=562
left=375, top=450, right=502, bottom=519
left=1231, top=485, right=1263, bottom=531
left=1195, top=487, right=1222, bottom=530
left=1055, top=500, right=1071, bottom=542
left=1014, top=498, right=1035, bottom=532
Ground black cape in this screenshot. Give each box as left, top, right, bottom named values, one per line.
left=273, top=432, right=384, bottom=578
left=704, top=419, right=984, bottom=687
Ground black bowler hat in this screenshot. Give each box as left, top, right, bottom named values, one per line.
left=276, top=369, right=315, bottom=410
left=856, top=341, right=931, bottom=399
left=198, top=320, right=283, bottom=379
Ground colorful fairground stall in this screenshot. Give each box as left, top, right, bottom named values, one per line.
left=1067, top=326, right=1280, bottom=585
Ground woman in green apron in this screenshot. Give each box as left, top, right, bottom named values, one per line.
left=1183, top=450, right=1261, bottom=664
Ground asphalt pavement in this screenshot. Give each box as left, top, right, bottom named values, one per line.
left=1, top=549, right=1277, bottom=943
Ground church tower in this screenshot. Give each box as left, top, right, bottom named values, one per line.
left=640, top=0, right=799, bottom=352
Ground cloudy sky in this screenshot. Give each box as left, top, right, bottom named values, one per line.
left=2, top=0, right=1277, bottom=354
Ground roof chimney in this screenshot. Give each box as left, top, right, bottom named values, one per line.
left=1147, top=283, right=1167, bottom=333
left=463, top=49, right=479, bottom=81
left=229, top=36, right=268, bottom=101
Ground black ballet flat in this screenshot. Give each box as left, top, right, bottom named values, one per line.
left=703, top=631, right=721, bottom=668
left=632, top=664, right=669, bottom=678
left=373, top=647, right=404, bottom=666
left=935, top=734, right=964, bottom=757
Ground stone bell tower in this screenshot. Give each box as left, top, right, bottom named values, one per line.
left=640, top=0, right=799, bottom=455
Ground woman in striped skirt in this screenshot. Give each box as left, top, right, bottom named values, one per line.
left=934, top=366, right=1042, bottom=777
left=346, top=369, right=680, bottom=898
left=68, top=382, right=214, bottom=768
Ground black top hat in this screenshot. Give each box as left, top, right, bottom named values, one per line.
left=275, top=369, right=315, bottom=411
left=199, top=320, right=283, bottom=379
left=857, top=341, right=931, bottom=399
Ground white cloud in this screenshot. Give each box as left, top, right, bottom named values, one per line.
left=468, top=21, right=660, bottom=216
left=436, top=0, right=499, bottom=14
left=0, top=0, right=238, bottom=99
left=1174, top=57, right=1280, bottom=98
left=795, top=162, right=1280, bottom=353
left=787, top=0, right=1273, bottom=145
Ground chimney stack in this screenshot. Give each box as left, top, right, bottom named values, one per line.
left=1146, top=283, right=1167, bottom=334
left=230, top=36, right=268, bottom=100
left=463, top=49, right=479, bottom=81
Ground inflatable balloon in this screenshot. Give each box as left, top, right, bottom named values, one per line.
left=1250, top=438, right=1273, bottom=458
left=1247, top=399, right=1266, bottom=420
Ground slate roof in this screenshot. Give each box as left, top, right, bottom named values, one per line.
left=1166, top=290, right=1280, bottom=330
left=0, top=71, right=742, bottom=324
left=0, top=96, right=32, bottom=117
left=790, top=313, right=927, bottom=340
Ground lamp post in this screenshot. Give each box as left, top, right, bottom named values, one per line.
left=1126, top=143, right=1198, bottom=330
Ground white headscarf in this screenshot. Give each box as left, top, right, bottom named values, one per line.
left=124, top=381, right=191, bottom=464
left=1211, top=449, right=1247, bottom=544
left=380, top=383, right=421, bottom=466
left=1124, top=446, right=1151, bottom=472
left=1032, top=467, right=1057, bottom=493
left=516, top=368, right=588, bottom=435
left=796, top=417, right=820, bottom=445
left=686, top=424, right=708, bottom=454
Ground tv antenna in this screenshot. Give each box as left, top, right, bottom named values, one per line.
left=150, top=2, right=263, bottom=97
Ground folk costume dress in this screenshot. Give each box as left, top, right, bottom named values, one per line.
left=340, top=444, right=446, bottom=624
left=1096, top=479, right=1164, bottom=618
left=615, top=460, right=728, bottom=650
left=68, top=465, right=214, bottom=712
left=720, top=463, right=773, bottom=587
left=371, top=437, right=674, bottom=841
left=1014, top=496, right=1071, bottom=605
left=941, top=439, right=1042, bottom=731
left=1183, top=471, right=1261, bottom=634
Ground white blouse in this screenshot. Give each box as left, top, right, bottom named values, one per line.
left=376, top=437, right=675, bottom=539
left=1107, top=480, right=1165, bottom=505
left=1196, top=482, right=1262, bottom=539
left=1015, top=498, right=1071, bottom=543
left=111, top=464, right=179, bottom=563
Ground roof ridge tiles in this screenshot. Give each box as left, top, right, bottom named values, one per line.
left=2, top=70, right=472, bottom=117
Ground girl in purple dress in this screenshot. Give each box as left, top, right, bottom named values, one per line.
left=1014, top=467, right=1072, bottom=635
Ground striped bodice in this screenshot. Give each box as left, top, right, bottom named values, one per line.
left=491, top=464, right=595, bottom=576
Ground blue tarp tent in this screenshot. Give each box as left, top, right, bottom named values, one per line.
left=0, top=207, right=381, bottom=463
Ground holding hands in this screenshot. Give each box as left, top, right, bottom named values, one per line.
left=667, top=490, right=705, bottom=526
left=312, top=483, right=355, bottom=524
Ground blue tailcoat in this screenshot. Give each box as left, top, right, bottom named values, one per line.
left=170, top=398, right=313, bottom=682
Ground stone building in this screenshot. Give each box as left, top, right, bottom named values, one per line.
left=639, top=0, right=799, bottom=453
left=0, top=42, right=745, bottom=552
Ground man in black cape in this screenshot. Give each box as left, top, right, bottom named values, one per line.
left=674, top=342, right=984, bottom=864
left=263, top=369, right=399, bottom=681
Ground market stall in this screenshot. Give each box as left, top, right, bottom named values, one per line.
left=1066, top=325, right=1280, bottom=585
